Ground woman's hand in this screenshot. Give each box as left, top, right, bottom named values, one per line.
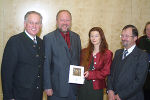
left=84, top=71, right=89, bottom=78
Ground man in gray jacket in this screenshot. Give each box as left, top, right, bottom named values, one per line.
left=43, top=10, right=81, bottom=100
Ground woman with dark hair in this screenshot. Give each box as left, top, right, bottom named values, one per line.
left=137, top=22, right=150, bottom=100
left=78, top=27, right=113, bottom=100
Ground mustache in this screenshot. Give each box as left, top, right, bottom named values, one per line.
left=61, top=24, right=69, bottom=27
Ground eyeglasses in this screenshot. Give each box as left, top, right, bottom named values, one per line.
left=120, top=34, right=134, bottom=38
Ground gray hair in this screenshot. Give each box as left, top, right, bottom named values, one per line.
left=56, top=10, right=72, bottom=20
left=24, top=11, right=43, bottom=23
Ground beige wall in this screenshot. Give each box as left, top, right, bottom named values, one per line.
left=0, top=0, right=150, bottom=99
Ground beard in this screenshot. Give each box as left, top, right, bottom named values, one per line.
left=122, top=40, right=128, bottom=47
left=59, top=28, right=69, bottom=33
left=58, top=24, right=70, bottom=33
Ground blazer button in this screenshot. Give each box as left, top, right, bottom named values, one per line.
left=36, top=54, right=39, bottom=57
left=36, top=86, right=39, bottom=89
left=94, top=56, right=96, bottom=58
left=92, top=67, right=95, bottom=70
left=33, top=45, right=36, bottom=48
left=94, top=62, right=96, bottom=64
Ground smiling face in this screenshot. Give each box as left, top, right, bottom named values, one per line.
left=90, top=31, right=101, bottom=46
left=24, top=13, right=42, bottom=37
left=121, top=27, right=137, bottom=49
left=56, top=11, right=71, bottom=33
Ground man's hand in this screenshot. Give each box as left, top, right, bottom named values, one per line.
left=108, top=90, right=115, bottom=100
left=45, top=89, right=53, bottom=96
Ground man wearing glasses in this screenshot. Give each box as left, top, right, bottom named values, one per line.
left=107, top=25, right=149, bottom=100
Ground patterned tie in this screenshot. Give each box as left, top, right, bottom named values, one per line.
left=122, top=50, right=128, bottom=59
left=33, top=38, right=37, bottom=44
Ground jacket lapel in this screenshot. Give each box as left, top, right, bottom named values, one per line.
left=69, top=31, right=74, bottom=59
left=117, top=47, right=139, bottom=80
left=55, top=29, right=71, bottom=59
left=114, top=49, right=124, bottom=78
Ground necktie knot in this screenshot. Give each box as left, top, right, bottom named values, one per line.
left=122, top=50, right=128, bottom=59
left=33, top=38, right=37, bottom=44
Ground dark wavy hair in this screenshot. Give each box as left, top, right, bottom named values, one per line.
left=85, top=27, right=108, bottom=63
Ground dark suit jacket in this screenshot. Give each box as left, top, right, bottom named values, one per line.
left=43, top=29, right=81, bottom=97
left=1, top=32, right=44, bottom=100
left=107, top=46, right=149, bottom=100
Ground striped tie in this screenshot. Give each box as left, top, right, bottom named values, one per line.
left=122, top=50, right=128, bottom=59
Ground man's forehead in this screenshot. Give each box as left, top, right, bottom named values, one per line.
left=122, top=28, right=132, bottom=34
left=58, top=12, right=71, bottom=17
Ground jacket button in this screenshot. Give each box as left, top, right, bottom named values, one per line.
left=36, top=54, right=39, bottom=57
left=33, top=45, right=36, bottom=48
left=94, top=62, right=96, bottom=64
left=36, top=86, right=39, bottom=89
left=92, top=67, right=95, bottom=70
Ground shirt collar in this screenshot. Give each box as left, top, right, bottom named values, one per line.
left=124, top=44, right=136, bottom=55
left=60, top=31, right=69, bottom=36
left=25, top=30, right=36, bottom=40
